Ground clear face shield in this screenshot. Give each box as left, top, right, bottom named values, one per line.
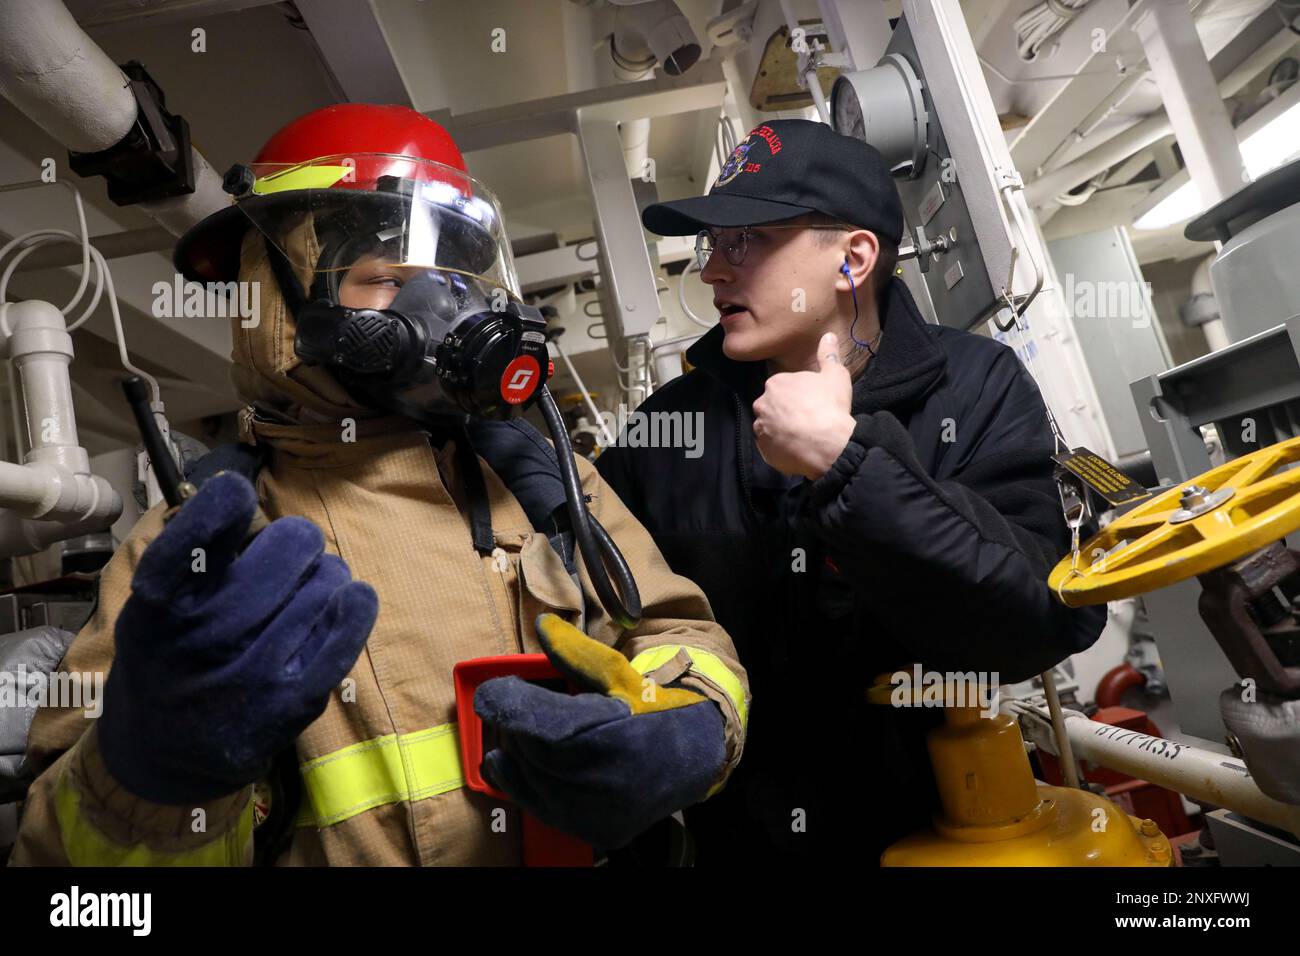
left=237, top=154, right=547, bottom=423
left=243, top=154, right=518, bottom=290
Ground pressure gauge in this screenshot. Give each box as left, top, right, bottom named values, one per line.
left=830, top=54, right=929, bottom=178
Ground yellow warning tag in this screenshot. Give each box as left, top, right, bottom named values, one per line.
left=1051, top=447, right=1150, bottom=508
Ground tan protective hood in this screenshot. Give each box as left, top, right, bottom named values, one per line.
left=229, top=214, right=413, bottom=444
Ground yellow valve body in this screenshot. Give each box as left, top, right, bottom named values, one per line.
left=882, top=786, right=1172, bottom=867
left=880, top=706, right=1171, bottom=867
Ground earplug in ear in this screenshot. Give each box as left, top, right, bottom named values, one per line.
left=843, top=257, right=877, bottom=358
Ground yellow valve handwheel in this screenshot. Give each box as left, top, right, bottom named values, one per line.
left=1049, top=435, right=1300, bottom=606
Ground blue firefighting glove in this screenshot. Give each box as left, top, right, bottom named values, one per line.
left=96, top=471, right=378, bottom=805
left=473, top=614, right=726, bottom=849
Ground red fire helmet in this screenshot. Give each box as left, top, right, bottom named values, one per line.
left=175, top=104, right=510, bottom=289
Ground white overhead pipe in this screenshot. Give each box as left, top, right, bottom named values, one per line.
left=619, top=117, right=653, bottom=179
left=0, top=300, right=121, bottom=557
left=0, top=0, right=228, bottom=238
left=0, top=0, right=136, bottom=153
left=605, top=0, right=702, bottom=179
left=1189, top=251, right=1230, bottom=351
left=609, top=0, right=701, bottom=76
left=608, top=9, right=656, bottom=178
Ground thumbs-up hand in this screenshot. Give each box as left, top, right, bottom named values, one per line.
left=752, top=332, right=857, bottom=480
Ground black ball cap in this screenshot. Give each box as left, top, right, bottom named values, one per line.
left=642, top=118, right=904, bottom=243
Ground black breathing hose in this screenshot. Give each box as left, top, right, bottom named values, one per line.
left=535, top=385, right=642, bottom=630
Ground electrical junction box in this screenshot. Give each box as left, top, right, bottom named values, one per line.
left=831, top=0, right=1045, bottom=330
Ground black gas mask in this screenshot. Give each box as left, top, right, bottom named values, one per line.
left=245, top=169, right=550, bottom=425
left=292, top=265, right=551, bottom=426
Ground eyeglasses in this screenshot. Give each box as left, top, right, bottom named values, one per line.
left=693, top=224, right=853, bottom=271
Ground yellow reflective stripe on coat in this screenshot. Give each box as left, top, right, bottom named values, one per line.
left=252, top=164, right=352, bottom=195
left=55, top=772, right=254, bottom=866
left=628, top=645, right=749, bottom=729
left=298, top=722, right=464, bottom=828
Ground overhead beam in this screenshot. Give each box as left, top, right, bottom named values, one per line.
left=11, top=226, right=173, bottom=273
left=295, top=0, right=412, bottom=105
left=64, top=0, right=282, bottom=29
left=430, top=59, right=726, bottom=154
left=1132, top=0, right=1242, bottom=208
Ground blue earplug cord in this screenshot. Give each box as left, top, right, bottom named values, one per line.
left=843, top=259, right=877, bottom=357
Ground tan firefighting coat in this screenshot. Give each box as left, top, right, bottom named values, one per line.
left=9, top=223, right=749, bottom=866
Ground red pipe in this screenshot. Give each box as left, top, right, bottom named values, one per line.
left=1096, top=663, right=1146, bottom=708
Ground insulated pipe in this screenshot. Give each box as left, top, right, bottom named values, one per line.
left=619, top=117, right=652, bottom=178
left=1191, top=251, right=1214, bottom=298
left=123, top=157, right=229, bottom=239
left=0, top=0, right=138, bottom=153
left=0, top=508, right=119, bottom=558
left=609, top=31, right=654, bottom=181
left=0, top=0, right=229, bottom=238
left=1019, top=706, right=1300, bottom=836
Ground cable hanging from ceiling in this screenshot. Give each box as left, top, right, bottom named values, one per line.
left=1015, top=0, right=1095, bottom=62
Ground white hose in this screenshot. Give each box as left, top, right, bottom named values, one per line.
left=0, top=181, right=162, bottom=406
left=1053, top=172, right=1107, bottom=207
left=1014, top=0, right=1094, bottom=62
left=676, top=259, right=717, bottom=330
